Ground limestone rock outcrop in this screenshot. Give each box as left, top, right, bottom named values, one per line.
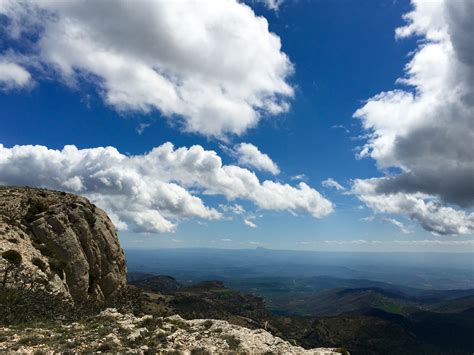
left=0, top=187, right=127, bottom=303
left=0, top=308, right=347, bottom=354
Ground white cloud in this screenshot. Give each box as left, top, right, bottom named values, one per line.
left=255, top=0, right=284, bottom=11
left=221, top=238, right=232, bottom=242
left=290, top=174, right=307, bottom=181
left=220, top=204, right=245, bottom=215
left=361, top=214, right=411, bottom=234
left=0, top=0, right=293, bottom=138
left=243, top=214, right=258, bottom=228
left=381, top=217, right=412, bottom=235
left=393, top=239, right=474, bottom=246
left=0, top=59, right=31, bottom=89
left=244, top=218, right=258, bottom=228
left=324, top=239, right=370, bottom=245
left=331, top=124, right=350, bottom=134
left=353, top=0, right=474, bottom=235
left=323, top=239, right=474, bottom=247
left=0, top=142, right=332, bottom=233
left=232, top=143, right=280, bottom=175
left=322, top=178, right=345, bottom=191
left=136, top=123, right=151, bottom=135
left=354, top=179, right=474, bottom=236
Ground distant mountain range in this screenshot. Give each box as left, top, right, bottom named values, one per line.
left=128, top=272, right=474, bottom=355
left=125, top=248, right=474, bottom=290
left=224, top=275, right=474, bottom=317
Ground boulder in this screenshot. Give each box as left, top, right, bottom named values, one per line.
left=0, top=186, right=127, bottom=304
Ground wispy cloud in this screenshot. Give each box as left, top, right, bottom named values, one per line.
left=381, top=217, right=412, bottom=234
left=244, top=217, right=258, bottom=228
left=291, top=174, right=307, bottom=181
left=361, top=215, right=412, bottom=234
left=136, top=123, right=151, bottom=135
left=219, top=204, right=246, bottom=215
left=322, top=178, right=345, bottom=191
left=331, top=124, right=350, bottom=134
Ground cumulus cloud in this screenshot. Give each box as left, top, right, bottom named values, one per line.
left=0, top=59, right=31, bottom=89
left=0, top=142, right=332, bottom=233
left=322, top=178, right=345, bottom=191
left=353, top=0, right=474, bottom=235
left=354, top=179, right=474, bottom=236
left=0, top=0, right=293, bottom=138
left=231, top=143, right=280, bottom=175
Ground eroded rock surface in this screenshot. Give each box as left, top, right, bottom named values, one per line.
left=0, top=187, right=126, bottom=303
left=0, top=308, right=347, bottom=354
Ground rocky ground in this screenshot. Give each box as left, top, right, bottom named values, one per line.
left=0, top=308, right=345, bottom=354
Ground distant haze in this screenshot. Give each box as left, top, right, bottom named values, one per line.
left=124, top=248, right=474, bottom=290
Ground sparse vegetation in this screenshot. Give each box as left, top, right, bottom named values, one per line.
left=2, top=249, right=22, bottom=287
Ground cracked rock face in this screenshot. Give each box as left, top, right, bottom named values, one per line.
left=0, top=187, right=127, bottom=303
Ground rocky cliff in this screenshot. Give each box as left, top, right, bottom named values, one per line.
left=0, top=187, right=127, bottom=304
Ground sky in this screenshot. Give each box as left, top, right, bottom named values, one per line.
left=0, top=0, right=473, bottom=252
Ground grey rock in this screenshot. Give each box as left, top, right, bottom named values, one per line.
left=0, top=186, right=127, bottom=304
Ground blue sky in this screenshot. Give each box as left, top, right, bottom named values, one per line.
left=0, top=0, right=473, bottom=251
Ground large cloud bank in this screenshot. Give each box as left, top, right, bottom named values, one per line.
left=353, top=0, right=474, bottom=235
left=0, top=0, right=293, bottom=138
left=0, top=143, right=332, bottom=233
